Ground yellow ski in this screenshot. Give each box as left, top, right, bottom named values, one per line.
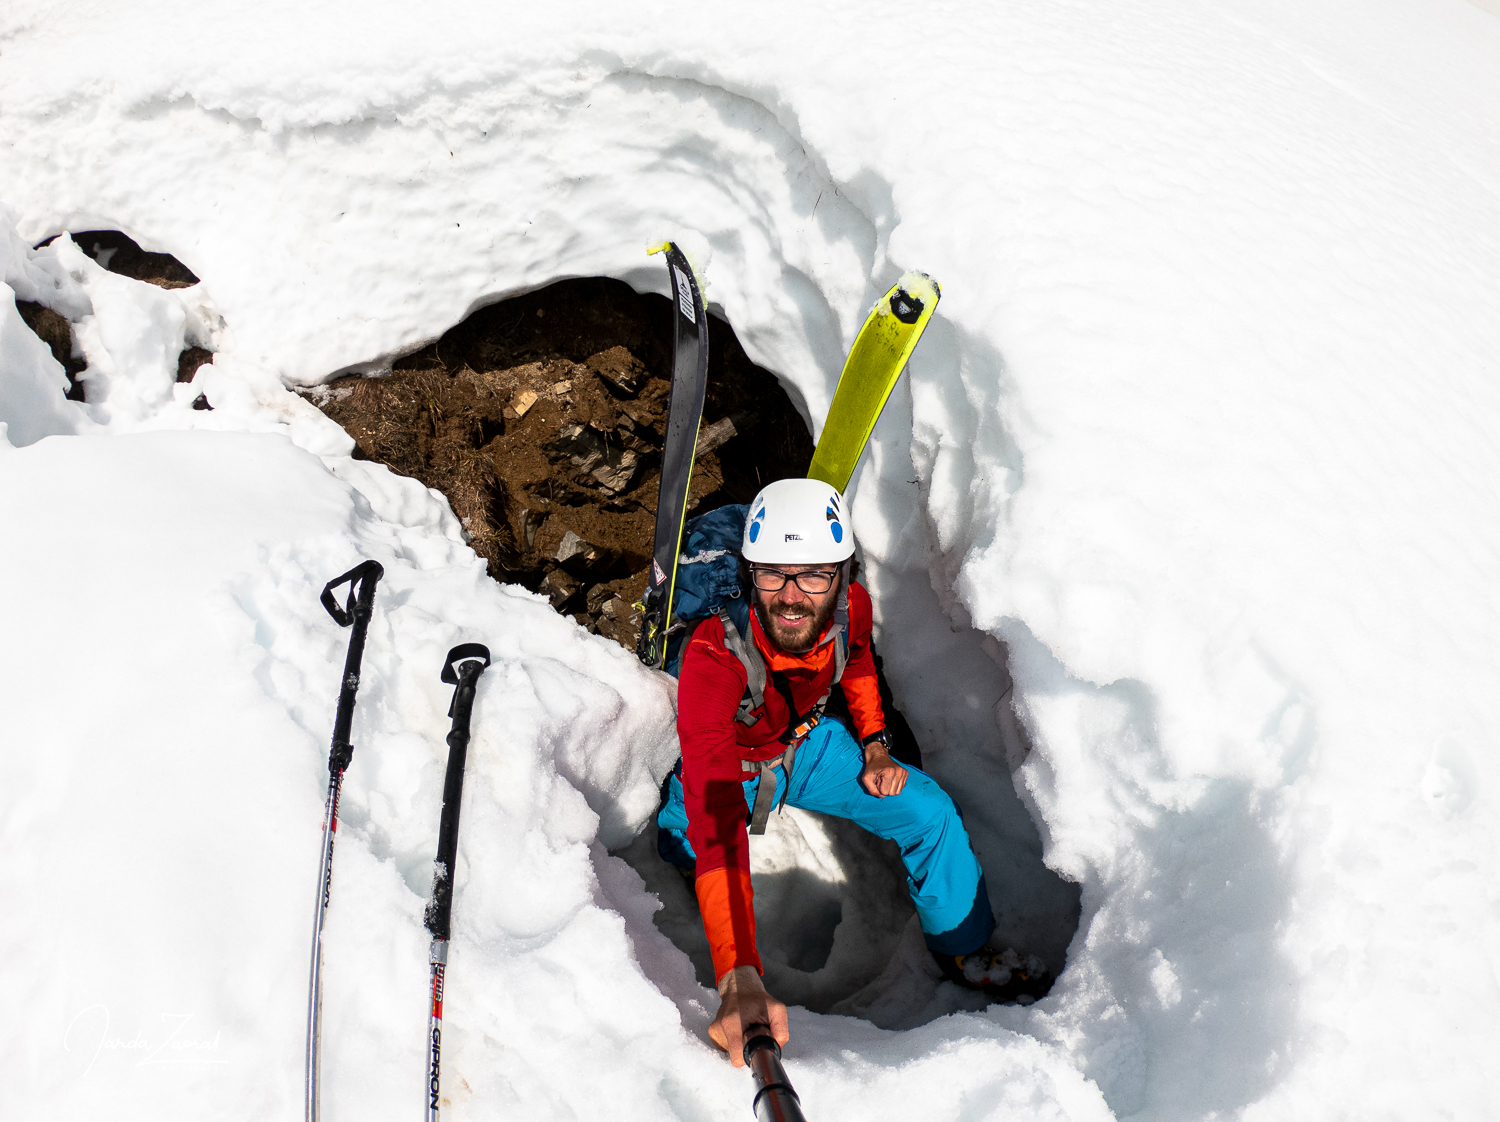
left=807, top=271, right=941, bottom=492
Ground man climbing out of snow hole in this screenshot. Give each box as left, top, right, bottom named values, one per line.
left=656, top=478, right=1013, bottom=1065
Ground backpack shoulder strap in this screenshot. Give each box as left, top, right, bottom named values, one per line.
left=717, top=608, right=766, bottom=726
left=829, top=583, right=849, bottom=687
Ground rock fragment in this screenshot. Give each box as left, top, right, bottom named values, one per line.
left=546, top=423, right=596, bottom=466
left=546, top=424, right=639, bottom=494
left=586, top=346, right=646, bottom=395
left=555, top=530, right=621, bottom=576
left=519, top=508, right=547, bottom=548
left=620, top=399, right=661, bottom=431
left=594, top=596, right=638, bottom=647
left=539, top=569, right=579, bottom=609
left=591, top=449, right=639, bottom=493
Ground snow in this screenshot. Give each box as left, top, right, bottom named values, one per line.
left=2, top=1, right=1499, bottom=1120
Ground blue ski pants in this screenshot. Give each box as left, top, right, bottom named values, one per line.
left=657, top=717, right=995, bottom=956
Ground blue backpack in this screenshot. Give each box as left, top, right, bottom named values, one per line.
left=663, top=503, right=848, bottom=727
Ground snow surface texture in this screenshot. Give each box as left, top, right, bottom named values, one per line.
left=3, top=1, right=1500, bottom=1119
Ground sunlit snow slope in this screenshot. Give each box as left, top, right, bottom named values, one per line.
left=3, top=0, right=1499, bottom=1119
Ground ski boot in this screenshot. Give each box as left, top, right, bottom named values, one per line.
left=935, top=945, right=1053, bottom=1004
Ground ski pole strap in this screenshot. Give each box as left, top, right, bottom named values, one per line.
left=441, top=643, right=492, bottom=716
left=744, top=739, right=799, bottom=836
left=320, top=559, right=384, bottom=627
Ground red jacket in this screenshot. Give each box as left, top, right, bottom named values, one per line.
left=677, top=580, right=885, bottom=980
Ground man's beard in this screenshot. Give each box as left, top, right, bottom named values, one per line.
left=753, top=580, right=841, bottom=655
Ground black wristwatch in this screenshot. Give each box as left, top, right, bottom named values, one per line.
left=861, top=729, right=893, bottom=754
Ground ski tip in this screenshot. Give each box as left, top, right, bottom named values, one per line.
left=647, top=240, right=674, bottom=257
left=878, top=270, right=941, bottom=322
left=899, top=269, right=940, bottom=300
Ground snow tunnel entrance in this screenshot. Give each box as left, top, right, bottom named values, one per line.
left=310, top=276, right=815, bottom=639
left=305, top=276, right=1081, bottom=1024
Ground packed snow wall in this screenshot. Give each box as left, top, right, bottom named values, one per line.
left=4, top=2, right=1500, bottom=1121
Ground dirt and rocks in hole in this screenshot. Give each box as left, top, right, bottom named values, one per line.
left=306, top=277, right=815, bottom=646
left=20, top=230, right=214, bottom=405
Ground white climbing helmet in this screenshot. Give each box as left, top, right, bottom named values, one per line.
left=741, top=478, right=855, bottom=565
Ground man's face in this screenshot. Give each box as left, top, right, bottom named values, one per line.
left=750, top=562, right=842, bottom=655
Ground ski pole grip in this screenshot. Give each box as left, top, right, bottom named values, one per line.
left=742, top=1024, right=779, bottom=1064
left=321, top=560, right=385, bottom=627
left=743, top=1025, right=807, bottom=1122
left=442, top=643, right=491, bottom=719
left=321, top=560, right=384, bottom=777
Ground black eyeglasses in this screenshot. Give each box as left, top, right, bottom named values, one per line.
left=749, top=567, right=839, bottom=594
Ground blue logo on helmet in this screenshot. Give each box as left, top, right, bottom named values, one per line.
left=748, top=505, right=767, bottom=543
left=825, top=505, right=844, bottom=543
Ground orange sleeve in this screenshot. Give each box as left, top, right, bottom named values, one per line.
left=695, top=866, right=761, bottom=980
left=841, top=674, right=886, bottom=742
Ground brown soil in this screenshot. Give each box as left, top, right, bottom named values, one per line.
left=306, top=277, right=814, bottom=646
left=16, top=301, right=87, bottom=400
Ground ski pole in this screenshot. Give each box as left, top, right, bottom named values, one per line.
left=743, top=1024, right=808, bottom=1122
left=305, top=559, right=384, bottom=1122
left=424, top=642, right=492, bottom=1122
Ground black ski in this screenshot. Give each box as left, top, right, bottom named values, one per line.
left=306, top=559, right=384, bottom=1122
left=636, top=241, right=709, bottom=668
left=423, top=643, right=492, bottom=1122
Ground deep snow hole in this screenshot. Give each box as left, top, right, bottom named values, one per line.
left=304, top=277, right=1081, bottom=1024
